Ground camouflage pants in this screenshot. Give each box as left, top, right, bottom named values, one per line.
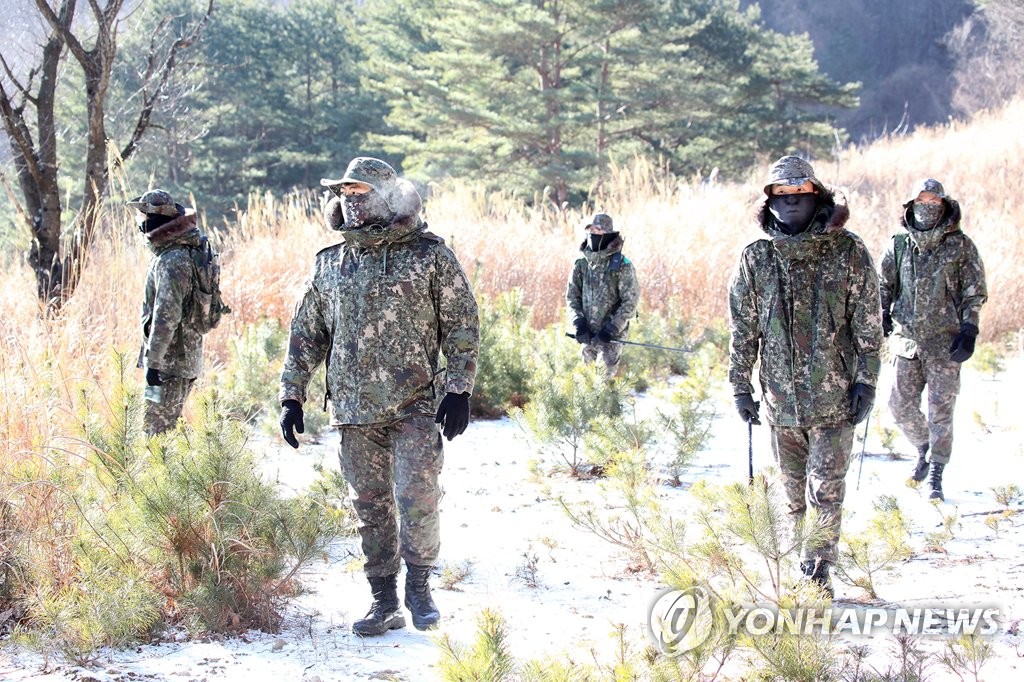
left=338, top=415, right=444, bottom=578
left=770, top=423, right=854, bottom=564
left=143, top=376, right=195, bottom=435
left=888, top=354, right=961, bottom=464
left=581, top=340, right=623, bottom=375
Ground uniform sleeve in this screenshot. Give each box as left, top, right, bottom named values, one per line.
left=959, top=237, right=988, bottom=328
left=565, top=259, right=586, bottom=326
left=878, top=237, right=897, bottom=314
left=608, top=261, right=640, bottom=334
left=728, top=249, right=759, bottom=396
left=436, top=246, right=480, bottom=395
left=144, top=251, right=194, bottom=372
left=848, top=240, right=883, bottom=387
left=279, top=271, right=331, bottom=405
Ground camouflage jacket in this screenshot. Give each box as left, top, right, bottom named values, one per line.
left=565, top=236, right=640, bottom=337
left=139, top=211, right=204, bottom=379
left=729, top=190, right=882, bottom=428
left=280, top=201, right=479, bottom=426
left=879, top=199, right=987, bottom=359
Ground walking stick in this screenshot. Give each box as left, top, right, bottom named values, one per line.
left=856, top=412, right=871, bottom=491
left=564, top=333, right=693, bottom=354
left=747, top=415, right=754, bottom=485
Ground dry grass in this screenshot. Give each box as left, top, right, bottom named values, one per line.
left=2, top=98, right=1023, bottom=466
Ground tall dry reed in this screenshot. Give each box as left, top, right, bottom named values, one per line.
left=3, top=98, right=1023, bottom=462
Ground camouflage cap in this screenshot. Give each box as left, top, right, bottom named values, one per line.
left=583, top=213, right=615, bottom=234
left=906, top=178, right=947, bottom=203
left=126, top=189, right=181, bottom=217
left=321, top=157, right=398, bottom=194
left=763, top=156, right=819, bottom=195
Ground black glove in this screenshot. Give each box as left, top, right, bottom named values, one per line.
left=949, top=323, right=978, bottom=363
left=734, top=393, right=760, bottom=425
left=596, top=323, right=615, bottom=344
left=435, top=391, right=470, bottom=441
left=280, top=399, right=305, bottom=449
left=574, top=319, right=592, bottom=345
left=146, top=368, right=163, bottom=387
left=882, top=311, right=893, bottom=338
left=849, top=383, right=875, bottom=425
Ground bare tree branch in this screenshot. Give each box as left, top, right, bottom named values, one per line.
left=32, top=0, right=90, bottom=68
left=120, top=0, right=214, bottom=162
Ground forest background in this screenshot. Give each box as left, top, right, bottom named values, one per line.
left=1, top=0, right=1024, bottom=672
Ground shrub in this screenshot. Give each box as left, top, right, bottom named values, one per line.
left=512, top=362, right=623, bottom=477
left=5, top=354, right=349, bottom=663
left=215, top=317, right=329, bottom=440
left=472, top=289, right=539, bottom=416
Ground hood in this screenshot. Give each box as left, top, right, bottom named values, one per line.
left=755, top=186, right=850, bottom=240
left=144, top=209, right=200, bottom=252
left=900, top=196, right=962, bottom=234
left=579, top=233, right=625, bottom=258
left=325, top=178, right=425, bottom=248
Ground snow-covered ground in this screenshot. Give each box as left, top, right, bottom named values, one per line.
left=2, top=356, right=1022, bottom=681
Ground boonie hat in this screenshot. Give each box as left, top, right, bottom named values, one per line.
left=583, top=213, right=614, bottom=234
left=321, top=157, right=397, bottom=194
left=126, top=189, right=181, bottom=217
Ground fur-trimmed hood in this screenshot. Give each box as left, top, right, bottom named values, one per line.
left=144, top=209, right=200, bottom=253
left=323, top=177, right=425, bottom=249
left=755, top=186, right=850, bottom=239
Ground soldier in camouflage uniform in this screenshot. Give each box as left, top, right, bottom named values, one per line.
left=278, top=157, right=479, bottom=637
left=729, top=156, right=882, bottom=598
left=131, top=189, right=204, bottom=436
left=566, top=213, right=641, bottom=375
left=879, top=178, right=987, bottom=502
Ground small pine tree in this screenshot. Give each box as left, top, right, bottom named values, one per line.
left=835, top=495, right=914, bottom=599
left=512, top=362, right=622, bottom=477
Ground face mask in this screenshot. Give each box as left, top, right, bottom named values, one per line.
left=137, top=213, right=174, bottom=233
left=912, top=202, right=944, bottom=231
left=341, top=190, right=395, bottom=229
left=588, top=232, right=617, bottom=251
left=768, top=193, right=818, bottom=235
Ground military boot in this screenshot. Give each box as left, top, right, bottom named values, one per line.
left=404, top=562, right=441, bottom=630
left=800, top=559, right=834, bottom=599
left=352, top=574, right=405, bottom=637
left=911, top=443, right=929, bottom=483
left=929, top=461, right=946, bottom=502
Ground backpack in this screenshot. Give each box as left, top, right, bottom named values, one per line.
left=188, top=234, right=231, bottom=334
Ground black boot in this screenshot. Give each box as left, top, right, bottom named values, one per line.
left=352, top=574, right=405, bottom=637
left=404, top=562, right=441, bottom=630
left=911, top=443, right=929, bottom=482
left=929, top=461, right=946, bottom=502
left=800, top=559, right=834, bottom=599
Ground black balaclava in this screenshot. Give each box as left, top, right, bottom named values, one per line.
left=341, top=189, right=395, bottom=229
left=137, top=212, right=176, bottom=233
left=768, top=193, right=819, bottom=235
left=911, top=202, right=945, bottom=231
left=588, top=232, right=618, bottom=251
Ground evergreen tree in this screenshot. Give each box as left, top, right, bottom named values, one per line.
left=361, top=0, right=856, bottom=201
left=120, top=0, right=387, bottom=212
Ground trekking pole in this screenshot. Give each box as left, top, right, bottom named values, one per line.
left=855, top=411, right=871, bottom=491
left=747, top=416, right=754, bottom=485
left=564, top=333, right=693, bottom=354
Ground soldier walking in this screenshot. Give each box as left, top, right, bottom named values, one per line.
left=279, top=157, right=479, bottom=636
left=131, top=189, right=205, bottom=435
left=566, top=213, right=640, bottom=375
left=879, top=178, right=987, bottom=501
left=728, top=156, right=882, bottom=597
